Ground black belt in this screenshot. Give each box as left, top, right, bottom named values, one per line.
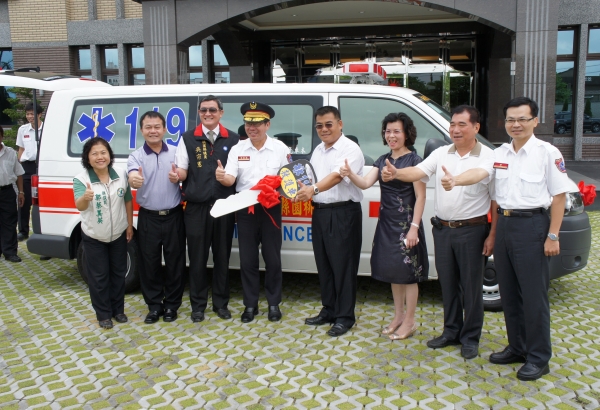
left=0, top=184, right=13, bottom=191
left=140, top=204, right=182, bottom=216
left=311, top=200, right=353, bottom=209
left=439, top=215, right=489, bottom=228
left=498, top=207, right=544, bottom=217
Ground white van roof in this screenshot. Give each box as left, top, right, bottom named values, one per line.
left=0, top=71, right=110, bottom=91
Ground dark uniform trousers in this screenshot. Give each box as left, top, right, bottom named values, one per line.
left=432, top=222, right=488, bottom=347
left=312, top=202, right=362, bottom=329
left=18, top=160, right=36, bottom=236
left=81, top=231, right=127, bottom=321
left=0, top=186, right=18, bottom=257
left=236, top=204, right=282, bottom=308
left=137, top=207, right=186, bottom=312
left=495, top=212, right=551, bottom=367
left=185, top=201, right=235, bottom=313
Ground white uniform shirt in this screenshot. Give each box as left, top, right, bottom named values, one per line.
left=480, top=135, right=572, bottom=209
left=175, top=124, right=221, bottom=169
left=417, top=142, right=494, bottom=221
left=224, top=136, right=289, bottom=192
left=310, top=134, right=364, bottom=204
left=16, top=122, right=43, bottom=161
left=0, top=144, right=25, bottom=193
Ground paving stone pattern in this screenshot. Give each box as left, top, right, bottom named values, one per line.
left=1, top=212, right=599, bottom=409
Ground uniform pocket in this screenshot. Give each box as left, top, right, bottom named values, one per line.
left=464, top=182, right=486, bottom=198
left=519, top=172, right=544, bottom=198
left=238, top=161, right=251, bottom=169
left=494, top=169, right=509, bottom=201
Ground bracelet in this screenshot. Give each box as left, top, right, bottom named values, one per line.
left=410, top=222, right=419, bottom=229
left=18, top=191, right=24, bottom=194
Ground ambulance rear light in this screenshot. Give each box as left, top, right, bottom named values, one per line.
left=32, top=174, right=38, bottom=205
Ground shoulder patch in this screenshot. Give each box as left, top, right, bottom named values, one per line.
left=555, top=158, right=567, bottom=173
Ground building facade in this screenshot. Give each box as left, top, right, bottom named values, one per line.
left=1, top=0, right=599, bottom=159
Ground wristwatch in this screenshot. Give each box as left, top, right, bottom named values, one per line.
left=313, top=185, right=320, bottom=196
left=547, top=233, right=559, bottom=241
left=18, top=191, right=24, bottom=195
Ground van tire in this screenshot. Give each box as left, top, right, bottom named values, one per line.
left=76, top=237, right=140, bottom=293
left=483, top=259, right=503, bottom=312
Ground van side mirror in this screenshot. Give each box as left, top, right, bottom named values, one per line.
left=424, top=138, right=450, bottom=159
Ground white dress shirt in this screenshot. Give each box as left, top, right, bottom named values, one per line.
left=417, top=141, right=494, bottom=220
left=16, top=122, right=43, bottom=161
left=0, top=144, right=25, bottom=193
left=175, top=124, right=221, bottom=169
left=310, top=134, right=364, bottom=204
left=224, top=136, right=289, bottom=192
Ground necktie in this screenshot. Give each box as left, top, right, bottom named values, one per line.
left=208, top=130, right=215, bottom=144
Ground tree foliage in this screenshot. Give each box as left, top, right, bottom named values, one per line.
left=1, top=87, right=45, bottom=148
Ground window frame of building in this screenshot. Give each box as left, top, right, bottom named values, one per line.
left=585, top=25, right=600, bottom=134
left=188, top=44, right=203, bottom=84
left=128, top=44, right=145, bottom=86
left=210, top=42, right=229, bottom=84
left=73, top=47, right=92, bottom=78
left=101, top=45, right=119, bottom=86
left=554, top=27, right=578, bottom=135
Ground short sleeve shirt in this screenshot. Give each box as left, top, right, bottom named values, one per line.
left=224, top=136, right=289, bottom=192
left=16, top=122, right=43, bottom=161
left=416, top=141, right=494, bottom=220
left=0, top=144, right=25, bottom=188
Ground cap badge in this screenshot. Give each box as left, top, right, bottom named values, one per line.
left=250, top=102, right=257, bottom=110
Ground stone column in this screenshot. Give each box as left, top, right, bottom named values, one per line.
left=142, top=0, right=179, bottom=85
left=573, top=24, right=588, bottom=160
left=90, top=44, right=102, bottom=81
left=117, top=43, right=127, bottom=86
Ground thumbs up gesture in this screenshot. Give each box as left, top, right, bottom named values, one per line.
left=440, top=165, right=455, bottom=191
left=83, top=182, right=94, bottom=202
left=381, top=159, right=398, bottom=182
left=131, top=166, right=145, bottom=189
left=169, top=163, right=180, bottom=184
left=339, top=159, right=352, bottom=178
left=215, top=159, right=226, bottom=181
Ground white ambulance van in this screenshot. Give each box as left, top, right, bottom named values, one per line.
left=1, top=73, right=591, bottom=311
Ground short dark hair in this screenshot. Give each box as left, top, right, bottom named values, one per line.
left=139, top=111, right=166, bottom=129
left=381, top=112, right=417, bottom=147
left=0, top=126, right=4, bottom=139
left=451, top=105, right=480, bottom=125
left=81, top=137, right=114, bottom=170
left=25, top=102, right=43, bottom=114
left=199, top=95, right=223, bottom=110
left=503, top=97, right=539, bottom=118
left=315, top=106, right=341, bottom=121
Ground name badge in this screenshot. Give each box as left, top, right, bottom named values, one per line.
left=493, top=162, right=508, bottom=170
left=238, top=156, right=250, bottom=161
left=24, top=135, right=30, bottom=139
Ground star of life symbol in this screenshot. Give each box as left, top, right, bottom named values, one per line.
left=77, top=107, right=116, bottom=143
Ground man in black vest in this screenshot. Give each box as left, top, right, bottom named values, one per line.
left=174, top=95, right=240, bottom=323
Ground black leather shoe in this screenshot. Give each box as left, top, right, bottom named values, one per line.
left=191, top=311, right=205, bottom=323
left=268, top=306, right=282, bottom=322
left=489, top=346, right=527, bottom=364
left=144, top=311, right=163, bottom=324
left=99, top=319, right=113, bottom=329
left=517, top=362, right=550, bottom=381
left=163, top=309, right=178, bottom=322
left=426, top=335, right=461, bottom=349
left=461, top=345, right=479, bottom=359
left=113, top=313, right=128, bottom=323
left=327, top=323, right=351, bottom=337
left=213, top=307, right=232, bottom=320
left=241, top=307, right=259, bottom=323
left=17, top=233, right=28, bottom=242
left=305, top=315, right=334, bottom=326
left=4, top=254, right=22, bottom=263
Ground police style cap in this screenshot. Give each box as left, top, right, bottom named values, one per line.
left=241, top=101, right=275, bottom=122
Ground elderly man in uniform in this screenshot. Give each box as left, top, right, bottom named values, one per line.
left=0, top=127, right=25, bottom=262
left=295, top=106, right=364, bottom=337
left=216, top=102, right=289, bottom=323
left=175, top=95, right=240, bottom=323
left=127, top=111, right=186, bottom=324
left=440, top=97, right=572, bottom=380
left=383, top=105, right=497, bottom=359
left=16, top=102, right=43, bottom=241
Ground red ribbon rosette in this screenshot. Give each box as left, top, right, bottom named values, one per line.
left=248, top=175, right=283, bottom=228
left=578, top=181, right=597, bottom=206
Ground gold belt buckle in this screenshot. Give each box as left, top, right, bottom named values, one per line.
left=159, top=210, right=168, bottom=216
left=503, top=209, right=510, bottom=217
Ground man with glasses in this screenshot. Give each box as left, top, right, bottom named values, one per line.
left=440, top=97, right=571, bottom=380
left=174, top=95, right=240, bottom=323
left=216, top=102, right=289, bottom=323
left=294, top=106, right=364, bottom=337
left=382, top=105, right=496, bottom=359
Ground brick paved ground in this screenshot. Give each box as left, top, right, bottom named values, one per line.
left=0, top=212, right=599, bottom=409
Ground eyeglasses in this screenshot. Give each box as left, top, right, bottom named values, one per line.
left=315, top=122, right=336, bottom=130
left=199, top=107, right=220, bottom=114
left=384, top=129, right=403, bottom=136
left=505, top=117, right=536, bottom=125
left=244, top=120, right=267, bottom=127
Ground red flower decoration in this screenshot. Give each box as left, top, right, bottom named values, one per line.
left=248, top=175, right=283, bottom=228
left=578, top=181, right=597, bottom=206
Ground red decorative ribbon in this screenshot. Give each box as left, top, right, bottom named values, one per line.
left=248, top=175, right=283, bottom=228
left=578, top=181, right=597, bottom=206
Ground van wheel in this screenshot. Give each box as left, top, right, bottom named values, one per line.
left=76, top=238, right=140, bottom=293
left=483, top=259, right=503, bottom=312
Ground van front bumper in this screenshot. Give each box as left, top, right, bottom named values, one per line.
left=27, top=234, right=72, bottom=259
left=550, top=211, right=591, bottom=280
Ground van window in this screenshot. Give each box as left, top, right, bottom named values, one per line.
left=215, top=95, right=323, bottom=156
left=339, top=96, right=445, bottom=164
left=68, top=98, right=196, bottom=157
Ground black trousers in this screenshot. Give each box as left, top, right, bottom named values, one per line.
left=137, top=207, right=186, bottom=312
left=18, top=161, right=36, bottom=236
left=185, top=201, right=235, bottom=313
left=312, top=202, right=362, bottom=328
left=81, top=231, right=127, bottom=321
left=495, top=212, right=551, bottom=367
left=432, top=222, right=488, bottom=346
left=0, top=187, right=18, bottom=257
left=236, top=204, right=282, bottom=308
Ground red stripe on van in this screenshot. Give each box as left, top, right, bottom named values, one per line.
left=38, top=187, right=141, bottom=210
left=369, top=201, right=380, bottom=218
